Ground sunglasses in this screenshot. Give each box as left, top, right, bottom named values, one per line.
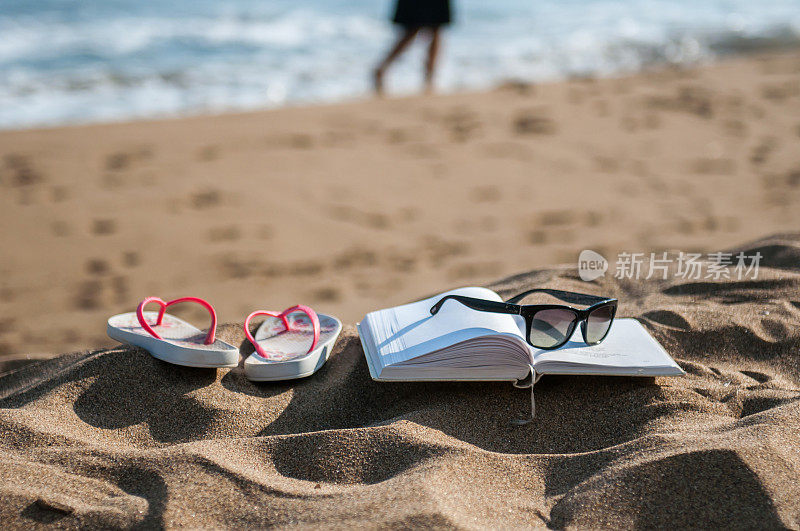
left=430, top=288, right=617, bottom=350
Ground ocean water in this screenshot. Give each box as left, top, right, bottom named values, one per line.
left=1, top=0, right=799, bottom=129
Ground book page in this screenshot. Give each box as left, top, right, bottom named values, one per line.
left=363, top=287, right=525, bottom=368
left=532, top=318, right=684, bottom=376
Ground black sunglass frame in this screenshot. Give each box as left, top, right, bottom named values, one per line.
left=429, top=288, right=618, bottom=350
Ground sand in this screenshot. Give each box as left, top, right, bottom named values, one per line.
left=1, top=50, right=800, bottom=527
left=0, top=232, right=799, bottom=527
left=1, top=51, right=800, bottom=357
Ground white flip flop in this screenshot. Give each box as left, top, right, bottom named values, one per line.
left=107, top=296, right=240, bottom=368
left=243, top=305, right=342, bottom=381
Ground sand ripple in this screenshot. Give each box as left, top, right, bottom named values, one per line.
left=1, top=234, right=799, bottom=527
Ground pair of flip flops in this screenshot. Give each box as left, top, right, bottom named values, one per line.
left=106, top=296, right=342, bottom=381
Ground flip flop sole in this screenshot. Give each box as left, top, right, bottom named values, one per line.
left=107, top=312, right=240, bottom=368
left=244, top=314, right=342, bottom=381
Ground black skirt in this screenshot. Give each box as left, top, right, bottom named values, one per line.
left=392, top=0, right=452, bottom=28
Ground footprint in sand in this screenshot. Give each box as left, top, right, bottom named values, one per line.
left=122, top=251, right=140, bottom=267
left=2, top=153, right=44, bottom=187
left=75, top=272, right=130, bottom=310
left=528, top=229, right=547, bottom=244
left=289, top=133, right=314, bottom=149
left=538, top=209, right=575, bottom=226
left=105, top=146, right=153, bottom=171
left=190, top=189, right=222, bottom=209
left=386, top=128, right=410, bottom=144
left=784, top=168, right=800, bottom=188
left=495, top=79, right=535, bottom=96
left=513, top=110, right=556, bottom=135
left=287, top=260, right=324, bottom=277
left=763, top=169, right=800, bottom=196
left=310, top=287, right=340, bottom=303
left=197, top=145, right=219, bottom=161
left=678, top=86, right=714, bottom=117
left=593, top=155, right=620, bottom=173
left=443, top=107, right=482, bottom=142
left=92, top=219, right=117, bottom=235
left=207, top=225, right=241, bottom=242
left=85, top=259, right=109, bottom=276
left=760, top=80, right=800, bottom=102
left=387, top=252, right=416, bottom=273
left=421, top=236, right=469, bottom=266
left=105, top=152, right=131, bottom=171
left=333, top=247, right=378, bottom=270
left=750, top=137, right=776, bottom=165
left=217, top=258, right=251, bottom=280
left=75, top=279, right=104, bottom=310
left=645, top=85, right=713, bottom=118
left=328, top=205, right=390, bottom=230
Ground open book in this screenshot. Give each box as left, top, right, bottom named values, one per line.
left=358, top=287, right=684, bottom=383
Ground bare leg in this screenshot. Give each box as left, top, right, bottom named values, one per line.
left=374, top=27, right=419, bottom=95
left=424, top=27, right=441, bottom=94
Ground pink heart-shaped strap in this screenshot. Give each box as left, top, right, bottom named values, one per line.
left=244, top=304, right=321, bottom=359
left=136, top=296, right=218, bottom=345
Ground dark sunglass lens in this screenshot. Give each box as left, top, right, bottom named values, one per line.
left=586, top=305, right=614, bottom=343
left=529, top=309, right=576, bottom=348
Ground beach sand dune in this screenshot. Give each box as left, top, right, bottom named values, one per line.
left=1, top=233, right=798, bottom=528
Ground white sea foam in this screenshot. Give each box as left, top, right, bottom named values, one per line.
left=1, top=0, right=798, bottom=129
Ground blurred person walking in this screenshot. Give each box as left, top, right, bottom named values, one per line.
left=374, top=0, right=452, bottom=95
